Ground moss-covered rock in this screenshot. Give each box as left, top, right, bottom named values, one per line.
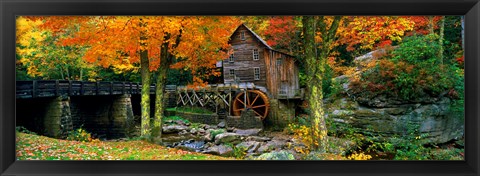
left=326, top=96, right=464, bottom=144
left=255, top=151, right=295, bottom=160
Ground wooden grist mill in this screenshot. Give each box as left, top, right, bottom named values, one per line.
left=166, top=23, right=304, bottom=127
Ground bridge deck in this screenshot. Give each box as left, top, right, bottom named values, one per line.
left=16, top=80, right=156, bottom=99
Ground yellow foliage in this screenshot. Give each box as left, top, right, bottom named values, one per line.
left=16, top=17, right=45, bottom=47
left=286, top=123, right=327, bottom=154
left=327, top=57, right=356, bottom=77
left=347, top=152, right=372, bottom=160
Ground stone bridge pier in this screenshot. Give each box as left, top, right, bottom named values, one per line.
left=16, top=94, right=134, bottom=139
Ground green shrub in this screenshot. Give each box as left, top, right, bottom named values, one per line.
left=67, top=128, right=93, bottom=142
left=349, top=34, right=463, bottom=101
left=210, top=129, right=226, bottom=140
left=16, top=126, right=36, bottom=135
left=390, top=122, right=431, bottom=160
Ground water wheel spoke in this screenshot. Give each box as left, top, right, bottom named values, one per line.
left=246, top=91, right=251, bottom=106
left=235, top=96, right=246, bottom=106
left=251, top=104, right=266, bottom=109
left=252, top=109, right=262, bottom=117
left=251, top=94, right=260, bottom=105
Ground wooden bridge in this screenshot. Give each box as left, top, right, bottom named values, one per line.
left=16, top=80, right=156, bottom=99
left=16, top=80, right=296, bottom=139
left=16, top=80, right=272, bottom=119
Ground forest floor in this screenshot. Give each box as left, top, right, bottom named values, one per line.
left=16, top=132, right=234, bottom=160
left=16, top=130, right=464, bottom=161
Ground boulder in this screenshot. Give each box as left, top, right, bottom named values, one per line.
left=175, top=120, right=190, bottom=126
left=233, top=128, right=262, bottom=136
left=217, top=121, right=226, bottom=128
left=255, top=151, right=295, bottom=160
left=214, top=133, right=243, bottom=145
left=246, top=136, right=271, bottom=142
left=203, top=145, right=233, bottom=157
left=162, top=125, right=189, bottom=134
left=203, top=131, right=213, bottom=142
left=257, top=139, right=287, bottom=153
left=236, top=141, right=261, bottom=153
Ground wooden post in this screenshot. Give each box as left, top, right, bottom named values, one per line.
left=80, top=81, right=84, bottom=95
left=136, top=83, right=140, bottom=94
left=68, top=80, right=73, bottom=96
left=228, top=85, right=232, bottom=116
left=96, top=81, right=100, bottom=95
left=110, top=81, right=114, bottom=95
left=129, top=82, right=133, bottom=94
left=55, top=80, right=59, bottom=96
left=122, top=82, right=126, bottom=94
left=32, top=80, right=37, bottom=98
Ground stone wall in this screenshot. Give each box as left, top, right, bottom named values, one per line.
left=44, top=96, right=73, bottom=138
left=326, top=97, right=464, bottom=144
left=16, top=94, right=134, bottom=139
left=264, top=99, right=296, bottom=129
left=70, top=94, right=134, bottom=139
left=17, top=96, right=73, bottom=138
left=226, top=109, right=263, bottom=129
left=175, top=111, right=219, bottom=125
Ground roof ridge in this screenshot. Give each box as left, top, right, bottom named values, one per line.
left=240, top=23, right=273, bottom=50
left=230, top=23, right=295, bottom=58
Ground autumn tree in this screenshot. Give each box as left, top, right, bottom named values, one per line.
left=263, top=16, right=301, bottom=54
left=28, top=16, right=239, bottom=141
left=298, top=16, right=416, bottom=151
left=16, top=17, right=91, bottom=80
left=301, top=16, right=341, bottom=151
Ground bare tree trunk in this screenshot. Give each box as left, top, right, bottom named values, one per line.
left=139, top=19, right=151, bottom=137
left=66, top=66, right=70, bottom=80
left=79, top=68, right=83, bottom=81
left=438, top=16, right=445, bottom=65
left=152, top=43, right=169, bottom=143
left=59, top=67, right=65, bottom=80
left=428, top=16, right=435, bottom=35
left=302, top=16, right=327, bottom=152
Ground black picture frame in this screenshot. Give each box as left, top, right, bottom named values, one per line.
left=1, top=0, right=479, bottom=176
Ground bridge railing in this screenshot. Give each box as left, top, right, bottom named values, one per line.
left=16, top=80, right=154, bottom=99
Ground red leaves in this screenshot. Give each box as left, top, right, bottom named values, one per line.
left=263, top=16, right=298, bottom=50
left=337, top=16, right=415, bottom=51
left=456, top=56, right=464, bottom=65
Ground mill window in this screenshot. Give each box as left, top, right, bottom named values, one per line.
left=229, top=69, right=235, bottom=79
left=229, top=53, right=234, bottom=62
left=253, top=49, right=259, bottom=60
left=241, top=31, right=245, bottom=40
left=254, top=67, right=260, bottom=80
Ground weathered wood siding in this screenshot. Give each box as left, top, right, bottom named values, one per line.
left=223, top=24, right=300, bottom=99
left=223, top=25, right=267, bottom=88
left=264, top=50, right=299, bottom=98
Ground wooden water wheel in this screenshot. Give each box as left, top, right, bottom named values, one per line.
left=232, top=90, right=270, bottom=120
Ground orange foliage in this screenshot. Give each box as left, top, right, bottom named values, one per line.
left=336, top=16, right=415, bottom=51
left=406, top=16, right=442, bottom=35
left=263, top=16, right=298, bottom=49
left=29, top=16, right=240, bottom=86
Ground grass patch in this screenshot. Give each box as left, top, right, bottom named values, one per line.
left=163, top=116, right=190, bottom=124
left=176, top=106, right=214, bottom=114
left=16, top=132, right=234, bottom=160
